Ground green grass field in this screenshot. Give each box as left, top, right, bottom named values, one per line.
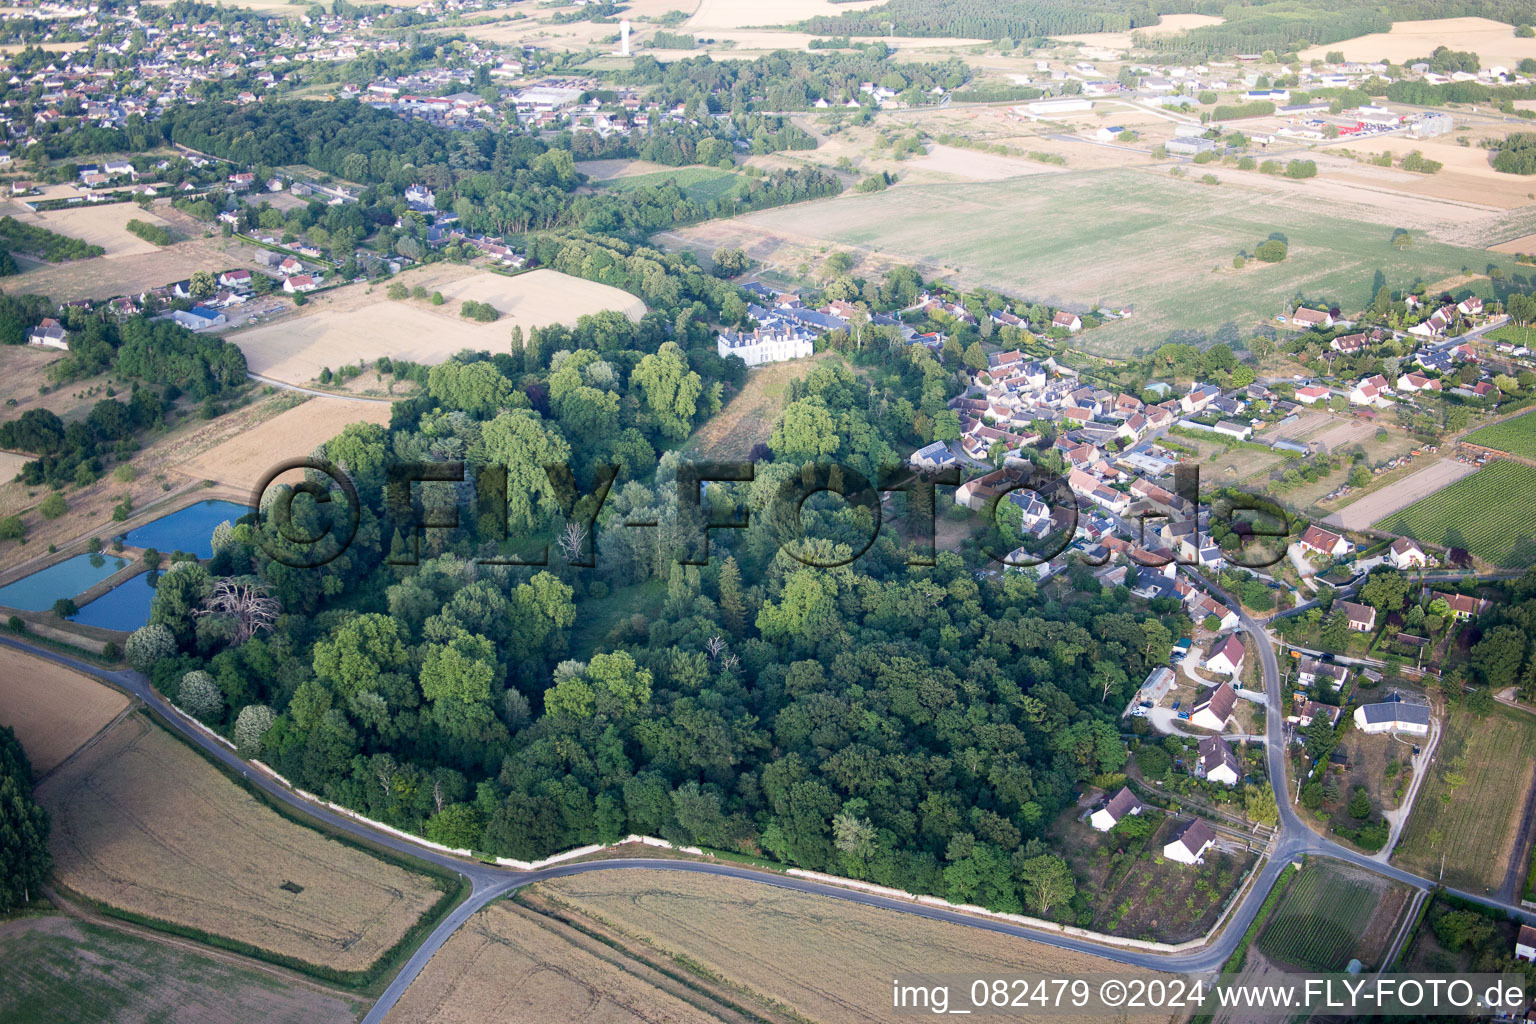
left=733, top=167, right=1518, bottom=354
left=1487, top=324, right=1536, bottom=348
left=1375, top=460, right=1536, bottom=568
left=1465, top=411, right=1536, bottom=459
left=0, top=914, right=362, bottom=1023
left=603, top=167, right=746, bottom=203
left=1256, top=865, right=1375, bottom=970
left=1394, top=706, right=1536, bottom=892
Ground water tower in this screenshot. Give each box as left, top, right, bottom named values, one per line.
left=619, top=19, right=631, bottom=56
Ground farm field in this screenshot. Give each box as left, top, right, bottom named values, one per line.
left=1465, top=411, right=1536, bottom=459
left=1256, top=862, right=1407, bottom=970
left=673, top=167, right=1517, bottom=353
left=1052, top=12, right=1224, bottom=48
left=1487, top=324, right=1536, bottom=347
left=0, top=914, right=364, bottom=1024
left=230, top=269, right=645, bottom=384
left=37, top=713, right=447, bottom=975
left=600, top=166, right=748, bottom=203
left=1394, top=706, right=1536, bottom=892
left=1326, top=458, right=1476, bottom=531
left=176, top=395, right=394, bottom=491
left=1, top=202, right=176, bottom=257
left=0, top=647, right=129, bottom=777
left=1297, top=17, right=1536, bottom=68
left=527, top=869, right=1181, bottom=1024
left=1375, top=460, right=1536, bottom=568
left=381, top=900, right=723, bottom=1024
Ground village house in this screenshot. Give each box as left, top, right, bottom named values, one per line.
left=909, top=440, right=959, bottom=473
left=1431, top=590, right=1491, bottom=621
left=1294, top=699, right=1341, bottom=728
left=27, top=318, right=67, bottom=350
left=1339, top=600, right=1376, bottom=632
left=1190, top=681, right=1237, bottom=732
left=1516, top=924, right=1536, bottom=962
left=218, top=269, right=252, bottom=289
left=1297, top=656, right=1348, bottom=690
left=1295, top=384, right=1330, bottom=404
left=1292, top=306, right=1334, bottom=329
left=1353, top=698, right=1430, bottom=736
left=1089, top=786, right=1144, bottom=832
left=1388, top=537, right=1429, bottom=570
left=1395, top=372, right=1441, bottom=393
left=1298, top=524, right=1352, bottom=559
left=1163, top=818, right=1217, bottom=865
left=282, top=273, right=320, bottom=293
left=1196, top=735, right=1241, bottom=786
left=1052, top=310, right=1082, bottom=333
left=1205, top=634, right=1246, bottom=677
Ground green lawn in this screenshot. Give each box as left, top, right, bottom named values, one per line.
left=1487, top=324, right=1536, bottom=348
left=1465, top=411, right=1536, bottom=459
left=602, top=167, right=747, bottom=203
left=1375, top=459, right=1536, bottom=568
left=735, top=167, right=1520, bottom=354
left=0, top=914, right=362, bottom=1023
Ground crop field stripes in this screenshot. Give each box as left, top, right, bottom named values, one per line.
left=1375, top=459, right=1536, bottom=568
left=1255, top=865, right=1375, bottom=971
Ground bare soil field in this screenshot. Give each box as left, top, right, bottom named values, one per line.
left=905, top=144, right=1066, bottom=182
left=176, top=396, right=394, bottom=491
left=1053, top=12, right=1225, bottom=49
left=1299, top=18, right=1536, bottom=69
left=382, top=899, right=723, bottom=1024
left=0, top=915, right=364, bottom=1024
left=0, top=646, right=128, bottom=777
left=1326, top=457, right=1476, bottom=530
left=1490, top=232, right=1536, bottom=255
left=1309, top=419, right=1377, bottom=452
left=3, top=201, right=177, bottom=257
left=688, top=0, right=882, bottom=30
left=0, top=449, right=27, bottom=482
left=575, top=158, right=691, bottom=180
left=231, top=268, right=644, bottom=385
left=1, top=202, right=254, bottom=303
left=38, top=713, right=444, bottom=973
left=1325, top=135, right=1536, bottom=211
left=533, top=869, right=1179, bottom=1024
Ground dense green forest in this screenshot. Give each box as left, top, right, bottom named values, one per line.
left=114, top=240, right=1175, bottom=920
left=802, top=0, right=1164, bottom=40
left=1494, top=134, right=1536, bottom=175
left=0, top=726, right=49, bottom=914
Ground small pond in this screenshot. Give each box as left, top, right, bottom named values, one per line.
left=0, top=553, right=131, bottom=612
left=69, top=571, right=156, bottom=631
left=121, top=500, right=253, bottom=559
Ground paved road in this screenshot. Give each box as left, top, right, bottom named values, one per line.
left=11, top=568, right=1536, bottom=1023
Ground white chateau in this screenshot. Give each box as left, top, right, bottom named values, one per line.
left=717, top=325, right=814, bottom=367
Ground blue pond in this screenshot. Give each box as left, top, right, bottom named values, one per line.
left=121, top=500, right=253, bottom=559
left=0, top=553, right=131, bottom=612
left=70, top=572, right=155, bottom=631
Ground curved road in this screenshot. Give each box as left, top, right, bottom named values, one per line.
left=8, top=570, right=1534, bottom=1023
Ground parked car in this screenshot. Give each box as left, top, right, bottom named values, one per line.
left=1171, top=701, right=1181, bottom=711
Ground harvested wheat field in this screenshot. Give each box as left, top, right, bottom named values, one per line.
left=38, top=713, right=444, bottom=973
left=688, top=0, right=882, bottom=30
left=2, top=202, right=177, bottom=257
left=383, top=900, right=723, bottom=1024
left=1300, top=18, right=1536, bottom=69
left=1327, top=458, right=1476, bottom=531
left=0, top=449, right=27, bottom=482
left=0, top=914, right=365, bottom=1024
left=232, top=269, right=645, bottom=385
left=177, top=396, right=394, bottom=491
left=0, top=647, right=128, bottom=777
left=1054, top=12, right=1224, bottom=48
left=531, top=869, right=1177, bottom=1024
left=1491, top=232, right=1536, bottom=255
